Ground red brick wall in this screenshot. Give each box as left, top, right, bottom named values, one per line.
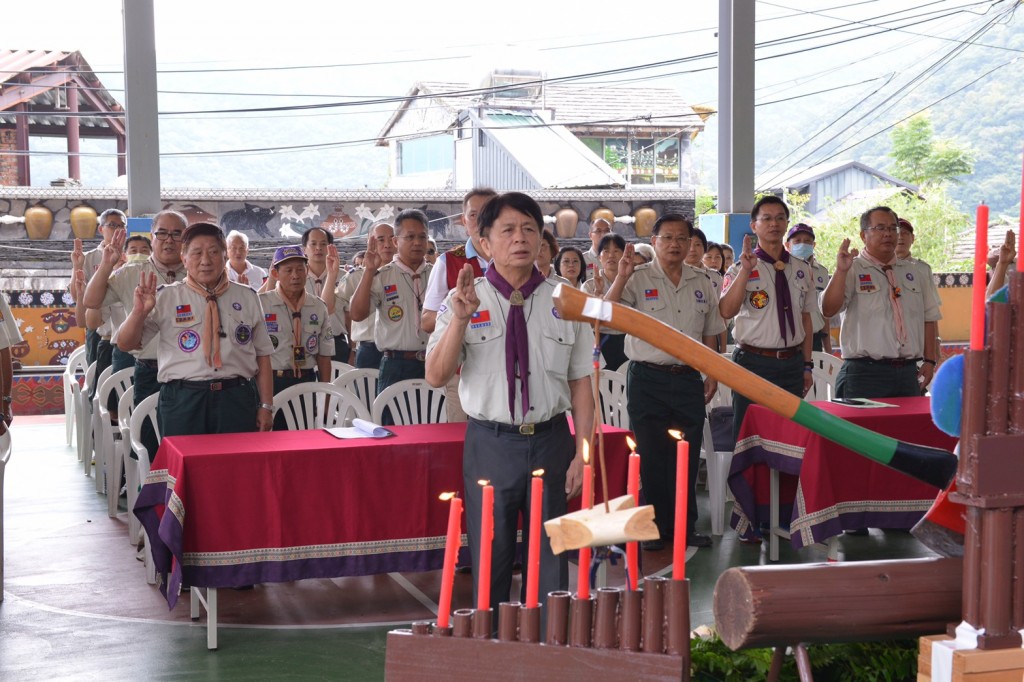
left=0, top=128, right=18, bottom=186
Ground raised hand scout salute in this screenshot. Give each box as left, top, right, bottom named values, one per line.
left=118, top=222, right=275, bottom=435
left=720, top=196, right=814, bottom=441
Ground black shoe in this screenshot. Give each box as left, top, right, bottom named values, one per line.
left=844, top=528, right=869, bottom=536
left=641, top=540, right=665, bottom=552
left=455, top=565, right=472, bottom=575
left=687, top=532, right=712, bottom=548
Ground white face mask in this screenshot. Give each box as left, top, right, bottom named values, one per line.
left=126, top=254, right=149, bottom=264
left=789, top=243, right=814, bottom=261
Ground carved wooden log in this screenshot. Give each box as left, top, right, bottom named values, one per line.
left=544, top=494, right=636, bottom=554
left=714, top=557, right=962, bottom=650
left=548, top=506, right=658, bottom=554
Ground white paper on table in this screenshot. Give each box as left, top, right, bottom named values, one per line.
left=324, top=418, right=394, bottom=439
left=829, top=397, right=899, bottom=409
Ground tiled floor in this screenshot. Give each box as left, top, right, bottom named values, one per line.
left=0, top=415, right=937, bottom=680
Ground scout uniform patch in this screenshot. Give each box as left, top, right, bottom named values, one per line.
left=858, top=273, right=876, bottom=292
left=175, top=304, right=194, bottom=323
left=387, top=304, right=403, bottom=321
left=470, top=310, right=491, bottom=329
left=749, top=290, right=769, bottom=309
left=644, top=288, right=659, bottom=301
left=384, top=284, right=399, bottom=301
left=234, top=324, right=252, bottom=345
left=178, top=329, right=200, bottom=352
left=265, top=313, right=278, bottom=333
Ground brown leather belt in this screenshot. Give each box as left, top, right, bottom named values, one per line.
left=383, top=349, right=426, bottom=361
left=470, top=413, right=566, bottom=436
left=845, top=357, right=921, bottom=367
left=738, top=343, right=802, bottom=360
left=170, top=376, right=247, bottom=391
left=274, top=368, right=315, bottom=378
left=634, top=360, right=700, bottom=376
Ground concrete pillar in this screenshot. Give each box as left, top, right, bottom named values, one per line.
left=67, top=83, right=80, bottom=181
left=122, top=0, right=161, bottom=216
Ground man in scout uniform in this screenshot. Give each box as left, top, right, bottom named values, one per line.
left=118, top=222, right=275, bottom=436
left=0, top=288, right=24, bottom=435
left=84, top=210, right=188, bottom=457
left=821, top=206, right=941, bottom=399
left=421, top=188, right=496, bottom=421
left=785, top=223, right=832, bottom=353
left=426, top=191, right=594, bottom=617
left=350, top=209, right=433, bottom=394
left=720, top=196, right=815, bottom=442
left=582, top=217, right=612, bottom=281
left=605, top=214, right=725, bottom=550
left=338, top=223, right=396, bottom=368
left=259, top=246, right=335, bottom=429
left=76, top=209, right=127, bottom=366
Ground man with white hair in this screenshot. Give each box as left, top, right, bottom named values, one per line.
left=226, top=230, right=267, bottom=289
left=583, top=218, right=612, bottom=281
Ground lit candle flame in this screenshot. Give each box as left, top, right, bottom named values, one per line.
left=667, top=429, right=683, bottom=441
left=625, top=435, right=637, bottom=453
left=532, top=468, right=545, bottom=477
left=439, top=491, right=457, bottom=501
left=478, top=479, right=490, bottom=487
left=582, top=439, right=590, bottom=465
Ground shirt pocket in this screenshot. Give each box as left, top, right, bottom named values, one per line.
left=639, top=295, right=669, bottom=316
left=541, top=325, right=575, bottom=380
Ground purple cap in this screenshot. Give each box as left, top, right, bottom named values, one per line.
left=786, top=223, right=815, bottom=241
left=898, top=218, right=913, bottom=233
left=272, top=245, right=308, bottom=268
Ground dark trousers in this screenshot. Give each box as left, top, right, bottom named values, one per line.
left=812, top=332, right=828, bottom=353
left=94, top=338, right=113, bottom=403
left=132, top=360, right=161, bottom=462
left=463, top=415, right=573, bottom=615
left=377, top=356, right=426, bottom=425
left=333, top=334, right=351, bottom=366
left=732, top=348, right=804, bottom=442
left=111, top=347, right=135, bottom=374
left=355, top=341, right=382, bottom=370
left=85, top=328, right=100, bottom=366
left=600, top=333, right=627, bottom=372
left=835, top=360, right=920, bottom=399
left=626, top=362, right=705, bottom=538
left=158, top=379, right=258, bottom=438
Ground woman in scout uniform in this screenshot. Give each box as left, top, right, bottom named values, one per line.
left=259, top=246, right=335, bottom=430
left=118, top=222, right=275, bottom=436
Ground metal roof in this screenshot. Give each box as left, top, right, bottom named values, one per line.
left=0, top=49, right=123, bottom=136
left=756, top=159, right=917, bottom=193
left=472, top=109, right=624, bottom=189
left=376, top=80, right=708, bottom=143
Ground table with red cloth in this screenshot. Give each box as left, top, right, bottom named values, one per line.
left=134, top=422, right=631, bottom=609
left=728, top=397, right=958, bottom=549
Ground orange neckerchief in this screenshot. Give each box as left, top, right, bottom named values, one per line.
left=859, top=251, right=907, bottom=346
left=184, top=273, right=230, bottom=368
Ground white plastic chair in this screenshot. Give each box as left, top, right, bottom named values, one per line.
left=0, top=427, right=11, bottom=599
left=809, top=351, right=842, bottom=401
left=117, top=386, right=144, bottom=543
left=63, top=345, right=88, bottom=447
left=96, top=368, right=134, bottom=504
left=329, top=360, right=354, bottom=382
left=595, top=370, right=629, bottom=429
left=78, top=362, right=99, bottom=474
left=371, top=379, right=447, bottom=426
left=129, top=393, right=161, bottom=584
left=701, top=381, right=735, bottom=536
left=332, top=368, right=379, bottom=416
left=272, top=382, right=370, bottom=430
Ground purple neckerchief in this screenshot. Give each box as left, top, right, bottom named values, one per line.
left=485, top=264, right=547, bottom=420
left=754, top=246, right=796, bottom=345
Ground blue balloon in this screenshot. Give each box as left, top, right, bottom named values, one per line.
left=930, top=354, right=964, bottom=437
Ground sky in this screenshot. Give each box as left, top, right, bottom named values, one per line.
left=5, top=0, right=1022, bottom=189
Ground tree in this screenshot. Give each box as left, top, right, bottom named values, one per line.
left=889, top=115, right=974, bottom=187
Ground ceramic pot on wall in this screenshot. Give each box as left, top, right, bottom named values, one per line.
left=554, top=208, right=578, bottom=239
left=24, top=204, right=54, bottom=240
left=590, top=207, right=615, bottom=229
left=70, top=205, right=99, bottom=239
left=634, top=207, right=657, bottom=238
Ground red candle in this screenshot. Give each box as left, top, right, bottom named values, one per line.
left=477, top=481, right=494, bottom=611
left=526, top=469, right=545, bottom=609
left=669, top=431, right=689, bottom=581
left=971, top=204, right=989, bottom=351
left=625, top=436, right=640, bottom=590
left=437, top=493, right=462, bottom=628
left=578, top=452, right=592, bottom=600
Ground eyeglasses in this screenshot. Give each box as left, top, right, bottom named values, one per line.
left=153, top=231, right=183, bottom=242
left=657, top=235, right=692, bottom=244
left=101, top=222, right=126, bottom=229
left=756, top=215, right=789, bottom=224
left=866, top=225, right=899, bottom=234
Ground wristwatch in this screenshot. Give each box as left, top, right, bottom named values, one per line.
left=2, top=395, right=11, bottom=404
left=258, top=402, right=274, bottom=411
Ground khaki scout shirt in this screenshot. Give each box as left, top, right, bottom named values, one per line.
left=428, top=277, right=592, bottom=424
left=0, top=293, right=23, bottom=350
left=368, top=261, right=432, bottom=352
left=835, top=254, right=942, bottom=360
left=83, top=247, right=106, bottom=282
left=723, top=257, right=814, bottom=348
left=618, top=260, right=726, bottom=365
left=582, top=248, right=600, bottom=283
left=258, top=289, right=335, bottom=371
left=103, top=257, right=186, bottom=359
left=806, top=257, right=830, bottom=334
left=337, top=268, right=376, bottom=344
left=142, top=281, right=273, bottom=383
